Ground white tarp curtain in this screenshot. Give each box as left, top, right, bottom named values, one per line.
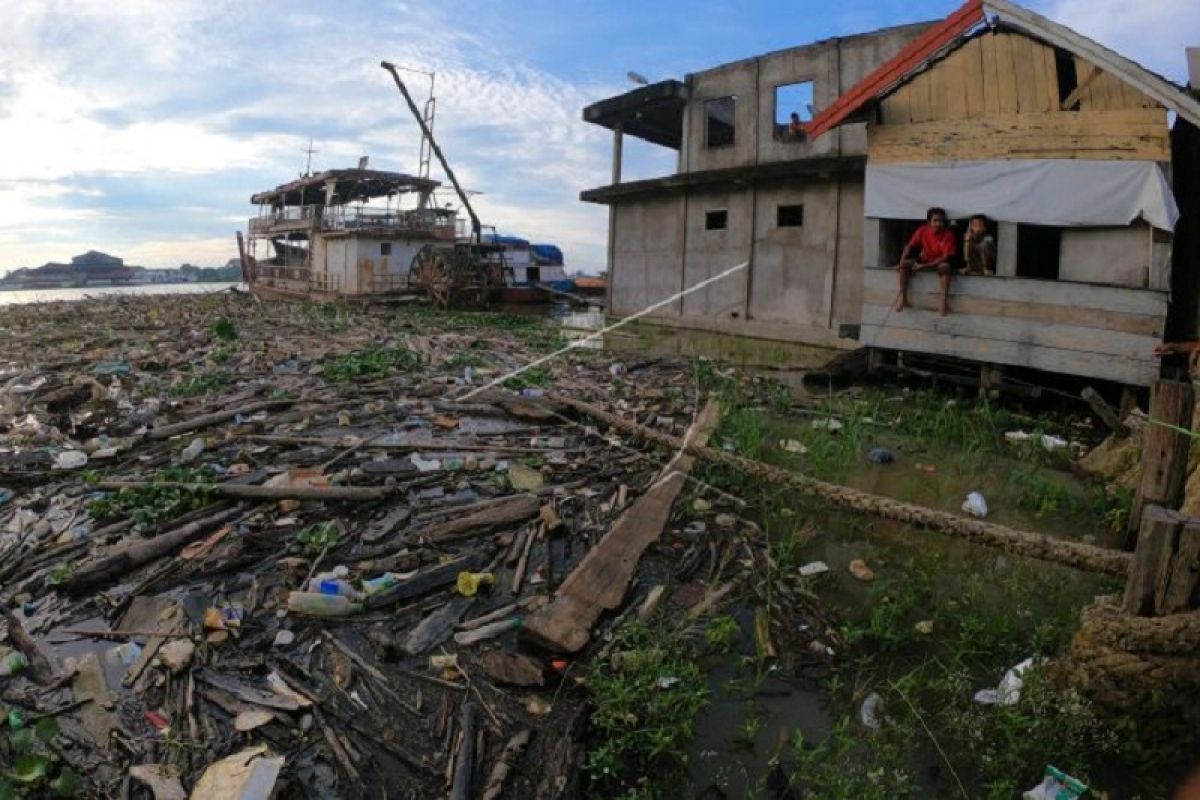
left=864, top=159, right=1180, bottom=231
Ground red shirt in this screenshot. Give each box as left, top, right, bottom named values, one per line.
left=908, top=224, right=958, bottom=264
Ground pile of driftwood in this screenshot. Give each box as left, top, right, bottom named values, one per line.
left=0, top=293, right=831, bottom=798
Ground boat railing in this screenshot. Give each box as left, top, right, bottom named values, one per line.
left=308, top=273, right=342, bottom=293
left=368, top=274, right=412, bottom=293
left=252, top=205, right=457, bottom=238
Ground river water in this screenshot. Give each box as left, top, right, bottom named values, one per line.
left=0, top=283, right=242, bottom=306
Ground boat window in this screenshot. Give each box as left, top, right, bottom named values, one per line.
left=775, top=81, right=814, bottom=140
left=705, top=210, right=729, bottom=231
left=705, top=97, right=736, bottom=148
left=1055, top=48, right=1079, bottom=109
left=777, top=204, right=804, bottom=228
left=380, top=242, right=392, bottom=256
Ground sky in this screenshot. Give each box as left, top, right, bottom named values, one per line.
left=0, top=0, right=1196, bottom=275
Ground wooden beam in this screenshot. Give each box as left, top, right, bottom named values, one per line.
left=521, top=400, right=720, bottom=653
left=1061, top=65, right=1102, bottom=111
left=1160, top=520, right=1200, bottom=614
left=1122, top=504, right=1181, bottom=616
left=1128, top=379, right=1196, bottom=548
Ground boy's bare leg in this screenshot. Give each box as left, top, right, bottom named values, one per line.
left=895, top=259, right=916, bottom=311
left=936, top=262, right=951, bottom=316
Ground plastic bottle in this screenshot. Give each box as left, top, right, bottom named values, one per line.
left=0, top=652, right=28, bottom=678
left=307, top=567, right=358, bottom=598
left=286, top=592, right=362, bottom=617
left=361, top=573, right=401, bottom=596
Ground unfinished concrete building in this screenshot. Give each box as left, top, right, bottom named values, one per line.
left=581, top=22, right=933, bottom=349
left=582, top=0, right=1200, bottom=391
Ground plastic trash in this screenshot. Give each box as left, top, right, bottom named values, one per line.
left=106, top=641, right=143, bottom=668
left=179, top=438, right=205, bottom=463
left=811, top=418, right=844, bottom=433
left=0, top=652, right=28, bottom=678
left=53, top=450, right=88, bottom=470
left=0, top=488, right=11, bottom=506
left=798, top=561, right=829, bottom=577
left=273, top=630, right=295, bottom=648
left=92, top=361, right=131, bottom=376
left=779, top=439, right=807, bottom=454
left=286, top=592, right=362, bottom=617
left=866, top=447, right=894, bottom=464
left=1022, top=765, right=1088, bottom=800
left=361, top=573, right=403, bottom=596
left=848, top=559, right=875, bottom=582
left=860, top=691, right=884, bottom=730
left=409, top=452, right=440, bottom=472
left=609, top=362, right=626, bottom=377
left=520, top=387, right=544, bottom=399
left=962, top=491, right=988, bottom=518
left=974, top=657, right=1035, bottom=706
left=456, top=571, right=495, bottom=597
left=463, top=366, right=474, bottom=384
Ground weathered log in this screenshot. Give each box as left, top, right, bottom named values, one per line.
left=147, top=398, right=293, bottom=440
left=364, top=552, right=489, bottom=610
left=482, top=729, right=532, bottom=800
left=415, top=493, right=540, bottom=543
left=3, top=610, right=56, bottom=685
left=523, top=400, right=719, bottom=653
left=403, top=596, right=474, bottom=656
left=1161, top=520, right=1200, bottom=614
left=1127, top=379, right=1194, bottom=548
left=551, top=393, right=1133, bottom=577
left=1082, top=386, right=1129, bottom=437
left=97, top=480, right=396, bottom=502
left=1122, top=504, right=1181, bottom=616
left=63, top=505, right=245, bottom=594
left=449, top=702, right=478, bottom=800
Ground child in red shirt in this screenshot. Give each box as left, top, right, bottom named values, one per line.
left=895, top=207, right=957, bottom=316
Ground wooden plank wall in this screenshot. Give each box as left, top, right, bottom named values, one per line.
left=860, top=269, right=1166, bottom=386
left=872, top=31, right=1170, bottom=163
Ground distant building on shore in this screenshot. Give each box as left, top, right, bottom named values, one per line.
left=0, top=251, right=239, bottom=290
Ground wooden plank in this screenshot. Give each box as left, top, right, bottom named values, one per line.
left=962, top=37, right=985, bottom=118
left=861, top=288, right=1163, bottom=337
left=863, top=267, right=1168, bottom=317
left=986, top=0, right=1200, bottom=127
left=859, top=324, right=1159, bottom=386
left=980, top=32, right=1002, bottom=117
left=521, top=400, right=720, bottom=653
left=1062, top=63, right=1099, bottom=111
left=1122, top=504, right=1180, bottom=615
left=1028, top=38, right=1054, bottom=113
left=1160, top=521, right=1200, bottom=614
left=994, top=32, right=1021, bottom=114
left=868, top=107, right=1172, bottom=163
left=908, top=70, right=934, bottom=124
left=1011, top=35, right=1040, bottom=113
left=944, top=44, right=971, bottom=119
left=880, top=84, right=911, bottom=125
left=861, top=303, right=1161, bottom=360
left=931, top=60, right=953, bottom=121
left=1128, top=379, right=1196, bottom=546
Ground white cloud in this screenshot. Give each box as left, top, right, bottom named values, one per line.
left=1038, top=0, right=1199, bottom=82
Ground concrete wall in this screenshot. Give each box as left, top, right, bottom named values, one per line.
left=1060, top=225, right=1149, bottom=288
left=682, top=189, right=752, bottom=318
left=682, top=24, right=930, bottom=174
left=610, top=196, right=686, bottom=318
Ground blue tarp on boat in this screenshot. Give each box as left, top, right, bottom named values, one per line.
left=530, top=244, right=564, bottom=265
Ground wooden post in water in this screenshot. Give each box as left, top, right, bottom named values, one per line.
left=1126, top=379, right=1194, bottom=550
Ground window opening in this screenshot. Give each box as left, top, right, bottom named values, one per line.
left=777, top=205, right=804, bottom=227
left=705, top=97, right=736, bottom=148
left=705, top=210, right=728, bottom=231
left=1016, top=225, right=1062, bottom=280
left=1055, top=49, right=1079, bottom=108
left=775, top=81, right=814, bottom=140
left=380, top=242, right=392, bottom=256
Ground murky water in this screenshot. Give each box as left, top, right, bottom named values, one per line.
left=0, top=283, right=242, bottom=306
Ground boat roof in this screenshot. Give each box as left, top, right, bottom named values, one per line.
left=251, top=168, right=440, bottom=206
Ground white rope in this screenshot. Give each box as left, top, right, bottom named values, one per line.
left=456, top=260, right=750, bottom=401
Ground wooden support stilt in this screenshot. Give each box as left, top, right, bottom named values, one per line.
left=1122, top=504, right=1181, bottom=616
left=979, top=364, right=1004, bottom=401
left=1082, top=386, right=1129, bottom=437
left=1127, top=379, right=1195, bottom=549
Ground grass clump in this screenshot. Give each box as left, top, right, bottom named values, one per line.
left=0, top=714, right=82, bottom=797
left=210, top=317, right=238, bottom=341
left=502, top=367, right=553, bottom=392
left=85, top=466, right=216, bottom=531
left=322, top=347, right=420, bottom=383
left=294, top=522, right=340, bottom=556
left=169, top=370, right=230, bottom=397
left=585, top=621, right=708, bottom=798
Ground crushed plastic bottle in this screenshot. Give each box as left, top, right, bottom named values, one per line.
left=286, top=592, right=363, bottom=617
left=361, top=573, right=403, bottom=596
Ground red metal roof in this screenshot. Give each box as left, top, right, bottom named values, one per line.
left=805, top=0, right=986, bottom=140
